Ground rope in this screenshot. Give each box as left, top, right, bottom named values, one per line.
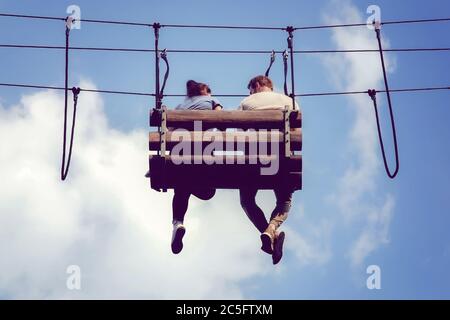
left=294, top=17, right=450, bottom=30
left=159, top=49, right=170, bottom=98
left=265, top=50, right=276, bottom=76
left=368, top=22, right=400, bottom=179
left=153, top=22, right=162, bottom=109
left=283, top=50, right=289, bottom=95
left=1, top=12, right=449, bottom=30
left=161, top=23, right=284, bottom=30
left=61, top=19, right=80, bottom=181
left=2, top=44, right=450, bottom=54
left=296, top=86, right=450, bottom=97
left=287, top=26, right=296, bottom=109
left=0, top=82, right=448, bottom=98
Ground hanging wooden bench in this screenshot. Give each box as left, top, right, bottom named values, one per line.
left=148, top=106, right=302, bottom=192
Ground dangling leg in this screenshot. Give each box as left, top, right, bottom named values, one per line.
left=266, top=187, right=294, bottom=264
left=239, top=188, right=274, bottom=255
left=239, top=188, right=269, bottom=233
left=266, top=188, right=292, bottom=234
left=171, top=188, right=191, bottom=254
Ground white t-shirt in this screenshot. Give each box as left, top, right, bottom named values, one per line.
left=239, top=91, right=300, bottom=111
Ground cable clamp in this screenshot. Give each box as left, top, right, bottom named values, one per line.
left=367, top=89, right=377, bottom=101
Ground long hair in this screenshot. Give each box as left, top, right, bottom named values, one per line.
left=186, top=80, right=210, bottom=97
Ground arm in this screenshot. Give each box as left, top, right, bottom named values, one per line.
left=212, top=98, right=223, bottom=111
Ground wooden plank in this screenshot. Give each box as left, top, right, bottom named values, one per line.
left=150, top=109, right=302, bottom=130
left=148, top=155, right=302, bottom=190
left=148, top=130, right=302, bottom=151
left=150, top=155, right=302, bottom=171
left=151, top=170, right=302, bottom=190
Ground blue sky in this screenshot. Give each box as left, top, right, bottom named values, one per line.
left=0, top=0, right=449, bottom=299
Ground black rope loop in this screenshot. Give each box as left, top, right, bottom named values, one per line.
left=61, top=19, right=79, bottom=181
left=283, top=50, right=289, bottom=95
left=265, top=50, right=276, bottom=76
left=368, top=87, right=399, bottom=179
left=159, top=49, right=170, bottom=98
left=369, top=22, right=400, bottom=179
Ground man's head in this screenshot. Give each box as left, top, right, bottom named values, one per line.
left=247, top=75, right=274, bottom=94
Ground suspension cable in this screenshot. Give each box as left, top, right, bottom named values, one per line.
left=1, top=44, right=450, bottom=54
left=1, top=12, right=449, bottom=30
left=0, top=82, right=448, bottom=98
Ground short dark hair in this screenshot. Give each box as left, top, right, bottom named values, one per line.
left=247, top=75, right=273, bottom=91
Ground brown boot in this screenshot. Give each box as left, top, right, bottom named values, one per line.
left=272, top=231, right=285, bottom=265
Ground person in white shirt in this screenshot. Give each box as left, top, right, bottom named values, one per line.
left=238, top=75, right=300, bottom=265
left=239, top=77, right=299, bottom=111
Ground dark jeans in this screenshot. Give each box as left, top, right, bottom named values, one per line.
left=239, top=187, right=293, bottom=233
left=172, top=188, right=216, bottom=223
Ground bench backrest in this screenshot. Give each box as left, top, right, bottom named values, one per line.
left=148, top=106, right=302, bottom=191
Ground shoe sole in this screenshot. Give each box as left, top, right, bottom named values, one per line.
left=260, top=233, right=273, bottom=255
left=171, top=227, right=186, bottom=254
left=272, top=232, right=285, bottom=265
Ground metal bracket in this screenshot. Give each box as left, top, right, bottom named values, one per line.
left=151, top=106, right=168, bottom=192
left=160, top=105, right=167, bottom=156
left=283, top=105, right=291, bottom=158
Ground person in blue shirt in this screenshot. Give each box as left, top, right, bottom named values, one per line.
left=176, top=80, right=222, bottom=111
left=171, top=80, right=222, bottom=254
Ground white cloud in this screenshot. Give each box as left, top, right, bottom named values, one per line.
left=0, top=80, right=326, bottom=299
left=349, top=194, right=394, bottom=266
left=285, top=218, right=332, bottom=267
left=0, top=82, right=268, bottom=299
left=322, top=0, right=396, bottom=266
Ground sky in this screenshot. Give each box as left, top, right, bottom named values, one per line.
left=0, top=0, right=449, bottom=299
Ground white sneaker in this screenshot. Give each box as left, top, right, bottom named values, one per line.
left=171, top=222, right=186, bottom=254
